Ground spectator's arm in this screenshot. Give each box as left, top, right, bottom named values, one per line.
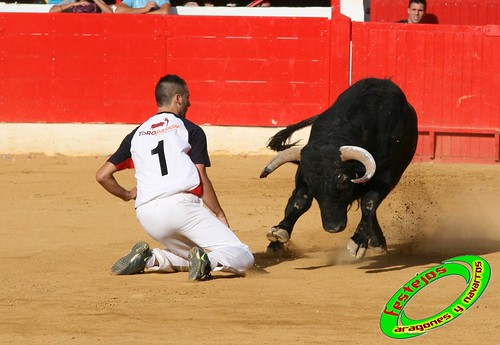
left=147, top=3, right=170, bottom=14
left=49, top=1, right=84, bottom=13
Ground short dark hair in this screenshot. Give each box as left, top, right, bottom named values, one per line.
left=155, top=74, right=188, bottom=107
left=409, top=0, right=426, bottom=10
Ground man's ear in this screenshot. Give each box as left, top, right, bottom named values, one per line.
left=175, top=94, right=182, bottom=105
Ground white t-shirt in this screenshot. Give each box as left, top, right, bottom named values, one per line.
left=108, top=112, right=211, bottom=208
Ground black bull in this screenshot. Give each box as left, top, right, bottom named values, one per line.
left=260, top=78, right=418, bottom=258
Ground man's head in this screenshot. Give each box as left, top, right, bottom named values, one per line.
left=407, top=0, right=426, bottom=24
left=155, top=74, right=191, bottom=118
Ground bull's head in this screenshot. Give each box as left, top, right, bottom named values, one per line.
left=260, top=145, right=376, bottom=233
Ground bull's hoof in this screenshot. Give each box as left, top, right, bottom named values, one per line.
left=369, top=236, right=387, bottom=251
left=347, top=239, right=368, bottom=259
left=370, top=245, right=388, bottom=255
left=266, top=241, right=285, bottom=257
left=266, top=228, right=290, bottom=243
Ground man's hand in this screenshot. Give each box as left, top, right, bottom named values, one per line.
left=125, top=186, right=137, bottom=201
left=144, top=1, right=159, bottom=12
left=215, top=213, right=230, bottom=228
left=74, top=1, right=92, bottom=7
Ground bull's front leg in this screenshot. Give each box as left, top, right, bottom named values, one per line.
left=347, top=190, right=385, bottom=259
left=368, top=214, right=387, bottom=254
left=267, top=180, right=312, bottom=255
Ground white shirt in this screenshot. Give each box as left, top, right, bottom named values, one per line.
left=131, top=113, right=201, bottom=207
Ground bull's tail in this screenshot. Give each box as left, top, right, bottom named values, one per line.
left=267, top=115, right=320, bottom=152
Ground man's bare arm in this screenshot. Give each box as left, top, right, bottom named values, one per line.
left=96, top=162, right=136, bottom=202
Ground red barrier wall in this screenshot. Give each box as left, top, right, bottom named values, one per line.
left=371, top=0, right=500, bottom=25
left=0, top=12, right=499, bottom=162
left=0, top=12, right=350, bottom=127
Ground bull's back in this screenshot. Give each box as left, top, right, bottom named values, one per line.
left=311, top=79, right=414, bottom=140
left=308, top=78, right=418, bottom=173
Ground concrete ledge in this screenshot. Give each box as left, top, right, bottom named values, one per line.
left=0, top=123, right=310, bottom=156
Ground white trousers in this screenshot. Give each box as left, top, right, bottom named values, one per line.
left=136, top=193, right=254, bottom=275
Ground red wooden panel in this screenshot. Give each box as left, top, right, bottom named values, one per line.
left=351, top=23, right=490, bottom=126
left=47, top=16, right=111, bottom=122
left=186, top=81, right=330, bottom=126
left=415, top=132, right=499, bottom=163
left=437, top=135, right=496, bottom=162
left=481, top=26, right=500, bottom=129
left=0, top=13, right=345, bottom=126
left=1, top=14, right=55, bottom=121
left=371, top=0, right=406, bottom=23
left=92, top=15, right=166, bottom=123
left=329, top=12, right=351, bottom=103
left=164, top=15, right=334, bottom=126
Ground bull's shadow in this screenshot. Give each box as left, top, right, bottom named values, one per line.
left=252, top=236, right=500, bottom=274
left=358, top=237, right=500, bottom=273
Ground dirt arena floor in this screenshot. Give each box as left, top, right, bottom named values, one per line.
left=1, top=154, right=499, bottom=344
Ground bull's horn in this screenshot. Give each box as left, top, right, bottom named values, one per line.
left=260, top=147, right=302, bottom=178
left=339, top=146, right=376, bottom=183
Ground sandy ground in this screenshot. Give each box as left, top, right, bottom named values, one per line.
left=1, top=154, right=499, bottom=345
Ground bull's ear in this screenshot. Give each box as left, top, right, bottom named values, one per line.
left=351, top=162, right=368, bottom=182
left=341, top=161, right=364, bottom=183
left=337, top=172, right=350, bottom=185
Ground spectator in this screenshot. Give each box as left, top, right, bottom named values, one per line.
left=397, top=0, right=426, bottom=24
left=115, top=0, right=171, bottom=14
left=49, top=0, right=113, bottom=13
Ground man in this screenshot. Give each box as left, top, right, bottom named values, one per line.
left=96, top=74, right=254, bottom=281
left=397, top=0, right=426, bottom=24
left=115, top=0, right=171, bottom=14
